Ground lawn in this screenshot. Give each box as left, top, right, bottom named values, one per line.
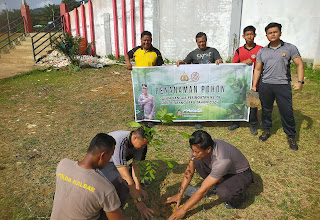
left=0, top=65, right=319, bottom=219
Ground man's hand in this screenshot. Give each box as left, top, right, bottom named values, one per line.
left=241, top=59, right=253, bottom=65
left=168, top=207, right=187, bottom=220
left=126, top=62, right=133, bottom=70
left=166, top=193, right=183, bottom=208
left=293, top=82, right=303, bottom=91
left=136, top=202, right=154, bottom=220
left=215, top=59, right=223, bottom=65
left=176, top=61, right=185, bottom=67
left=251, top=87, right=257, bottom=92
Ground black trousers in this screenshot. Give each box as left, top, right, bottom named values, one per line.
left=258, top=82, right=297, bottom=137
left=233, top=107, right=258, bottom=126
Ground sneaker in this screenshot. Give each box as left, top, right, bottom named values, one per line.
left=259, top=130, right=270, bottom=142
left=228, top=123, right=240, bottom=131
left=250, top=125, right=258, bottom=136
left=205, top=187, right=217, bottom=197
left=288, top=137, right=298, bottom=151
left=183, top=186, right=216, bottom=197
left=194, top=123, right=203, bottom=129
left=224, top=202, right=236, bottom=209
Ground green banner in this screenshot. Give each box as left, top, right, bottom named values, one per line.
left=131, top=64, right=253, bottom=122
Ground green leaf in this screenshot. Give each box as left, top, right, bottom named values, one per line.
left=126, top=121, right=141, bottom=128
left=167, top=161, right=174, bottom=168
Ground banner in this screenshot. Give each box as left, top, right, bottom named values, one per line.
left=131, top=64, right=253, bottom=122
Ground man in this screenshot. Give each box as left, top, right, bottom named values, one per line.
left=51, top=133, right=128, bottom=220
left=100, top=127, right=154, bottom=219
left=176, top=32, right=223, bottom=129
left=166, top=130, right=253, bottom=219
left=125, top=31, right=164, bottom=70
left=176, top=32, right=223, bottom=66
left=138, top=84, right=156, bottom=120
left=252, top=22, right=304, bottom=151
left=228, top=25, right=262, bottom=135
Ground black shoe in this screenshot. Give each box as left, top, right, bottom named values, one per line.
left=250, top=125, right=258, bottom=136
left=288, top=137, right=298, bottom=151
left=228, top=123, right=240, bottom=131
left=259, top=130, right=270, bottom=142
left=194, top=123, right=203, bottom=129
left=205, top=187, right=217, bottom=197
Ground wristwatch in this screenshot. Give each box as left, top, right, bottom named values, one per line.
left=134, top=197, right=142, bottom=204
left=298, top=81, right=304, bottom=84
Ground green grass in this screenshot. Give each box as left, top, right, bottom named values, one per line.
left=0, top=65, right=319, bottom=219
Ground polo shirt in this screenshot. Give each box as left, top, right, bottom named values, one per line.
left=109, top=131, right=146, bottom=167
left=191, top=139, right=250, bottom=179
left=127, top=45, right=164, bottom=67
left=232, top=43, right=262, bottom=65
left=256, top=41, right=301, bottom=84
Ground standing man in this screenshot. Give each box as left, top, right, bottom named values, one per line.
left=176, top=32, right=223, bottom=66
left=51, top=133, right=128, bottom=220
left=125, top=31, right=164, bottom=70
left=166, top=130, right=253, bottom=219
left=228, top=26, right=262, bottom=135
left=100, top=127, right=154, bottom=219
left=252, top=22, right=304, bottom=150
left=138, top=84, right=156, bottom=120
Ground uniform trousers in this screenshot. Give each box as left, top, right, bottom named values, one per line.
left=258, top=82, right=297, bottom=137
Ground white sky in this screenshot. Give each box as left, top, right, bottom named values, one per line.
left=0, top=0, right=62, bottom=11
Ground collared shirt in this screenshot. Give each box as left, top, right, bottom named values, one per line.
left=256, top=41, right=301, bottom=84
left=109, top=131, right=146, bottom=167
left=232, top=43, right=262, bottom=65
left=127, top=45, right=164, bottom=67
left=138, top=93, right=155, bottom=119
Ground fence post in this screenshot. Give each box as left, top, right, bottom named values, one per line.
left=21, top=1, right=33, bottom=33
left=60, top=3, right=71, bottom=34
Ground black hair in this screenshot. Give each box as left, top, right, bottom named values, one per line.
left=195, top=32, right=207, bottom=41
left=141, top=31, right=152, bottom=38
left=133, top=126, right=153, bottom=140
left=243, top=25, right=256, bottom=34
left=189, top=130, right=214, bottom=150
left=87, top=133, right=116, bottom=155
left=265, top=22, right=282, bottom=33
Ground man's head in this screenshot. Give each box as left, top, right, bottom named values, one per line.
left=141, top=31, right=152, bottom=50
left=142, top=84, right=148, bottom=95
left=131, top=127, right=151, bottom=150
left=87, top=133, right=116, bottom=169
left=242, top=25, right=256, bottom=44
left=265, top=22, right=282, bottom=43
left=195, top=32, right=207, bottom=51
left=189, top=130, right=214, bottom=160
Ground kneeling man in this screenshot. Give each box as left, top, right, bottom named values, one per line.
left=166, top=130, right=253, bottom=219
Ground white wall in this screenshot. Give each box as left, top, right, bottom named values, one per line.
left=240, top=0, right=320, bottom=61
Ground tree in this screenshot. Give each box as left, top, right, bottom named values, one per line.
left=61, top=0, right=81, bottom=11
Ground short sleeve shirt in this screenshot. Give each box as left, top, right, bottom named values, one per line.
left=184, top=47, right=222, bottom=64
left=109, top=131, right=146, bottom=167
left=127, top=45, right=164, bottom=67
left=232, top=43, right=262, bottom=65
left=192, top=139, right=250, bottom=178
left=256, top=41, right=301, bottom=84
left=51, top=159, right=121, bottom=220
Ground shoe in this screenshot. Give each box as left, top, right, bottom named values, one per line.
left=205, top=187, right=217, bottom=197
left=194, top=123, right=203, bottom=129
left=228, top=123, right=240, bottom=131
left=288, top=137, right=298, bottom=151
left=224, top=202, right=236, bottom=209
left=250, top=125, right=258, bottom=136
left=259, top=130, right=270, bottom=142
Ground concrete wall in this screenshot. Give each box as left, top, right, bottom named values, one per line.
left=158, top=0, right=240, bottom=62
left=240, top=0, right=320, bottom=62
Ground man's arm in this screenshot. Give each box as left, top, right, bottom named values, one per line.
left=176, top=60, right=186, bottom=66
left=292, top=57, right=304, bottom=91
left=106, top=208, right=129, bottom=220
left=166, top=158, right=195, bottom=207
left=252, top=62, right=263, bottom=91
left=124, top=54, right=132, bottom=70
left=168, top=175, right=220, bottom=220
left=215, top=59, right=223, bottom=65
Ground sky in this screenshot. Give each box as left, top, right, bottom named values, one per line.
left=0, top=0, right=62, bottom=11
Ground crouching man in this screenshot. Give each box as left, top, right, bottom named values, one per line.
left=51, top=133, right=128, bottom=220
left=166, top=130, right=253, bottom=219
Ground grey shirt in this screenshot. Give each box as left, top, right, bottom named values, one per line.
left=109, top=130, right=146, bottom=167
left=138, top=93, right=156, bottom=119
left=184, top=47, right=222, bottom=64
left=192, top=139, right=250, bottom=179
left=256, top=41, right=301, bottom=84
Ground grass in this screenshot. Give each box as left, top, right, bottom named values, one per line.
left=0, top=65, right=319, bottom=219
